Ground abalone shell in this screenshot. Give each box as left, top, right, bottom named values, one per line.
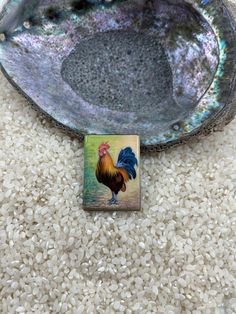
left=0, top=0, right=235, bottom=151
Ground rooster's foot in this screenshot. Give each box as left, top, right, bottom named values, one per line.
left=108, top=193, right=118, bottom=205
left=107, top=199, right=118, bottom=205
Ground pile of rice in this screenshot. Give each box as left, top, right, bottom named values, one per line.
left=0, top=3, right=236, bottom=311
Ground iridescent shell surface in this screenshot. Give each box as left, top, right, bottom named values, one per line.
left=0, top=0, right=235, bottom=151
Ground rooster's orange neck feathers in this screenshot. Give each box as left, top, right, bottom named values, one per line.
left=98, top=151, right=129, bottom=182
left=99, top=151, right=117, bottom=175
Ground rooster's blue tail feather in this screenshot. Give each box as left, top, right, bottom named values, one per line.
left=116, top=147, right=138, bottom=180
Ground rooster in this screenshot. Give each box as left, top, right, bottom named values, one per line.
left=96, top=142, right=138, bottom=205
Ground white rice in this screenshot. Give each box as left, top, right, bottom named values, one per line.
left=0, top=1, right=236, bottom=311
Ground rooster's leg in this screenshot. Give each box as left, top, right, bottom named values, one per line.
left=108, top=192, right=118, bottom=205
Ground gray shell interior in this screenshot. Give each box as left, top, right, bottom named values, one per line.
left=0, top=0, right=235, bottom=150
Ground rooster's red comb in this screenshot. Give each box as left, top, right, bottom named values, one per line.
left=98, top=142, right=110, bottom=150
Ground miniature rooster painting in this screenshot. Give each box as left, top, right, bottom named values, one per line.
left=83, top=135, right=140, bottom=211
left=96, top=142, right=138, bottom=205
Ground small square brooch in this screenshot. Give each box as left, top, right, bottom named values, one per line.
left=83, top=135, right=140, bottom=211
